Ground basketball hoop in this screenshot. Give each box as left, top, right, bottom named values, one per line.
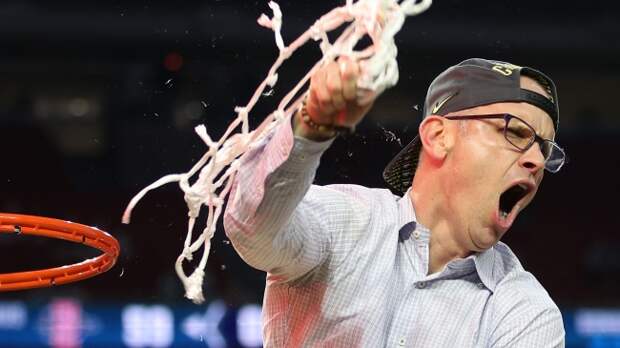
left=0, top=213, right=120, bottom=291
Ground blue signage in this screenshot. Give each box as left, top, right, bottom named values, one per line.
left=0, top=299, right=619, bottom=347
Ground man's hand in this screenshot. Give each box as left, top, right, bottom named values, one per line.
left=294, top=57, right=376, bottom=141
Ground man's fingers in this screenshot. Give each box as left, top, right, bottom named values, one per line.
left=326, top=62, right=346, bottom=111
left=310, top=67, right=335, bottom=122
left=306, top=56, right=371, bottom=128
left=340, top=56, right=360, bottom=102
left=308, top=90, right=334, bottom=124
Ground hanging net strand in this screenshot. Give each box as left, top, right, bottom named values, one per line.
left=122, top=0, right=432, bottom=304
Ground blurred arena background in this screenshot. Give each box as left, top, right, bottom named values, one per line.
left=1, top=0, right=618, bottom=347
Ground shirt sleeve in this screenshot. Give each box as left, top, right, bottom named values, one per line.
left=489, top=302, right=565, bottom=348
left=223, top=117, right=339, bottom=282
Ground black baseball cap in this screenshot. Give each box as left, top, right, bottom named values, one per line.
left=383, top=58, right=560, bottom=194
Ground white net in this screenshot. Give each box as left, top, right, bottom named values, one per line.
left=122, top=0, right=432, bottom=304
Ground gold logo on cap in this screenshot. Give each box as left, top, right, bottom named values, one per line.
left=492, top=63, right=521, bottom=76
left=432, top=93, right=456, bottom=114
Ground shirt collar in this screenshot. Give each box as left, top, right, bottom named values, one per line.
left=397, top=188, right=417, bottom=227
left=398, top=188, right=500, bottom=292
left=473, top=247, right=500, bottom=292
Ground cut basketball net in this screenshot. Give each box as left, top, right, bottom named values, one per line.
left=122, top=0, right=431, bottom=304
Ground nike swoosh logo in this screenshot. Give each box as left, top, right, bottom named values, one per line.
left=432, top=93, right=456, bottom=114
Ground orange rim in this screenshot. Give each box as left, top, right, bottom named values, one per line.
left=0, top=213, right=120, bottom=291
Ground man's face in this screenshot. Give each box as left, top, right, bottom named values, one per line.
left=442, top=77, right=556, bottom=252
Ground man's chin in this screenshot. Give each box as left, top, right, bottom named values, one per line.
left=472, top=228, right=502, bottom=251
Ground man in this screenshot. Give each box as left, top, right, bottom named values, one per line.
left=224, top=58, right=566, bottom=347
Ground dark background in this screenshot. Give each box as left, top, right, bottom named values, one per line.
left=1, top=0, right=618, bottom=343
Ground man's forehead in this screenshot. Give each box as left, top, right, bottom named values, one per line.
left=519, top=76, right=556, bottom=138
left=520, top=76, right=549, bottom=98
left=512, top=105, right=555, bottom=139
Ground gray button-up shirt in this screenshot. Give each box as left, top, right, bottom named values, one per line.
left=224, top=120, right=565, bottom=347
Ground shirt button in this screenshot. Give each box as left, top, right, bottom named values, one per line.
left=416, top=281, right=426, bottom=289
left=477, top=282, right=485, bottom=289
left=413, top=230, right=421, bottom=239
left=398, top=338, right=406, bottom=346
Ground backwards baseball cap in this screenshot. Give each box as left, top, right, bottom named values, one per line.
left=383, top=58, right=560, bottom=194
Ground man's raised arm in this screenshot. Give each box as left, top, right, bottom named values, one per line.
left=223, top=57, right=375, bottom=282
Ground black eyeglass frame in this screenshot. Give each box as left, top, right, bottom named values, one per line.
left=442, top=113, right=565, bottom=173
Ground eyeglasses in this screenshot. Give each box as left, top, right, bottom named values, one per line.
left=443, top=113, right=566, bottom=173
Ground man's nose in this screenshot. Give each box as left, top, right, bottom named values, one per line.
left=519, top=142, right=545, bottom=175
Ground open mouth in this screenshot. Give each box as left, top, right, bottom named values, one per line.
left=498, top=183, right=531, bottom=220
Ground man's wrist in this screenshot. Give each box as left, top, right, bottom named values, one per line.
left=292, top=107, right=338, bottom=142
left=292, top=98, right=354, bottom=142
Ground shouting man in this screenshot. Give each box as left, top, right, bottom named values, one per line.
left=224, top=58, right=566, bottom=347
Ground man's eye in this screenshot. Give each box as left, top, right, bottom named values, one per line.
left=507, top=128, right=529, bottom=138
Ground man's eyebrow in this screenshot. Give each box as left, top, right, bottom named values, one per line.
left=513, top=113, right=551, bottom=135
left=535, top=126, right=555, bottom=140
left=508, top=122, right=529, bottom=129
left=530, top=117, right=556, bottom=140
left=541, top=131, right=556, bottom=141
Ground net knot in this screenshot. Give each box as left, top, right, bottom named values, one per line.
left=184, top=189, right=204, bottom=218
left=184, top=269, right=205, bottom=304
left=182, top=248, right=194, bottom=261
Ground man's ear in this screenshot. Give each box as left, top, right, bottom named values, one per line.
left=418, top=115, right=453, bottom=163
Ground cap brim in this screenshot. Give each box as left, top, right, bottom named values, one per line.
left=382, top=135, right=422, bottom=194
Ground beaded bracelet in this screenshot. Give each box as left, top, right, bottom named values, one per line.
left=299, top=98, right=354, bottom=137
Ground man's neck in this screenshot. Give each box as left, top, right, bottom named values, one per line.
left=409, top=174, right=473, bottom=275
